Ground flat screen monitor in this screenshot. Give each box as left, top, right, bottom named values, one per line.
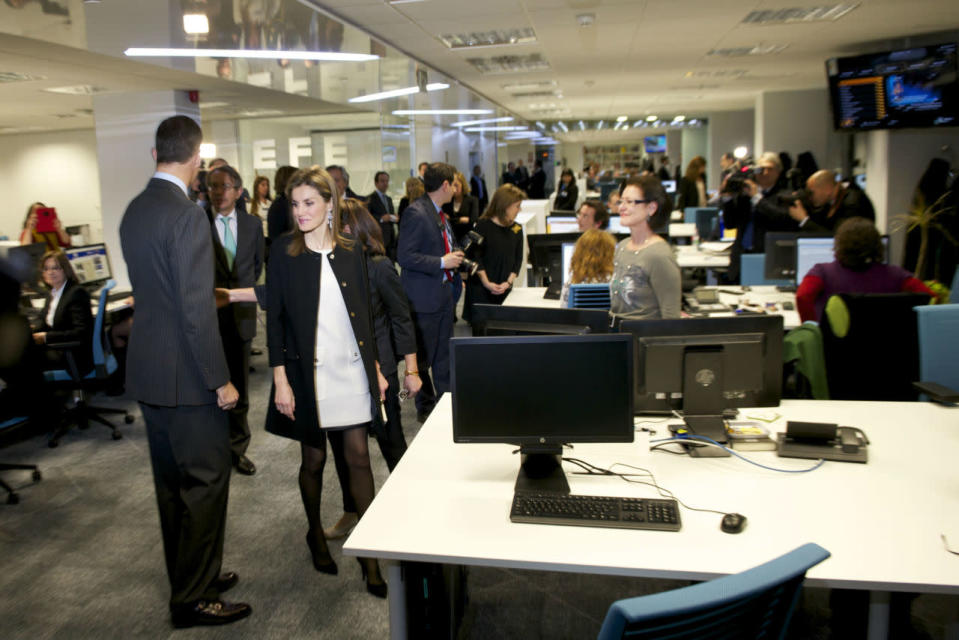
left=661, top=179, right=677, bottom=194
left=64, top=243, right=112, bottom=286
left=527, top=232, right=581, bottom=297
left=619, top=316, right=783, bottom=456
left=795, top=235, right=890, bottom=282
left=605, top=216, right=627, bottom=234
left=6, top=242, right=46, bottom=291
left=827, top=42, right=958, bottom=131
left=561, top=242, right=575, bottom=291
left=764, top=232, right=829, bottom=282
left=451, top=334, right=633, bottom=492
left=546, top=216, right=579, bottom=234
left=644, top=135, right=667, bottom=153
left=470, top=304, right=610, bottom=337
left=598, top=180, right=622, bottom=203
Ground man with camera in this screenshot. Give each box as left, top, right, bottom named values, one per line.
left=787, top=169, right=875, bottom=234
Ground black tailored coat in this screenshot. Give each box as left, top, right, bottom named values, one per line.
left=208, top=209, right=264, bottom=341
left=265, top=233, right=380, bottom=446
left=368, top=254, right=416, bottom=377
left=470, top=175, right=489, bottom=213
left=40, top=279, right=94, bottom=374
left=366, top=190, right=398, bottom=260
left=442, top=195, right=480, bottom=244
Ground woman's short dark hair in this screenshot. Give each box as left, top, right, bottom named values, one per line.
left=834, top=217, right=883, bottom=271
left=39, top=250, right=77, bottom=288
left=621, top=175, right=672, bottom=229
left=340, top=198, right=385, bottom=256
left=154, top=116, right=203, bottom=164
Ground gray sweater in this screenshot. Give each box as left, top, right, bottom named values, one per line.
left=609, top=238, right=681, bottom=319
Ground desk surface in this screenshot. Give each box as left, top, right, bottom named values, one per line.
left=345, top=396, right=959, bottom=595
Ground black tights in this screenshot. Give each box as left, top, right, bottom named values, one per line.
left=298, top=426, right=375, bottom=533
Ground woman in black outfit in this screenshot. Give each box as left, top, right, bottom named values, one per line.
left=676, top=155, right=707, bottom=211
left=553, top=168, right=578, bottom=211
left=465, top=184, right=526, bottom=320
left=442, top=171, right=480, bottom=244
left=32, top=250, right=93, bottom=374
left=265, top=166, right=389, bottom=597
left=324, top=199, right=423, bottom=542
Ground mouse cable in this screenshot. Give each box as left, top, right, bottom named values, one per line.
left=650, top=436, right=826, bottom=474
left=562, top=457, right=729, bottom=517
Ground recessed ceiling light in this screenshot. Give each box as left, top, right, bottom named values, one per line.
left=348, top=82, right=448, bottom=103
left=463, top=126, right=529, bottom=132
left=43, top=85, right=110, bottom=95
left=707, top=44, right=788, bottom=57
left=741, top=4, right=859, bottom=25
left=502, top=80, right=557, bottom=92
left=125, top=47, right=378, bottom=62
left=0, top=71, right=47, bottom=83
left=451, top=116, right=514, bottom=127
left=183, top=13, right=209, bottom=35
left=466, top=54, right=549, bottom=75
left=556, top=121, right=568, bottom=132
left=616, top=116, right=628, bottom=122
left=646, top=115, right=658, bottom=122
left=392, top=109, right=493, bottom=116
left=734, top=146, right=749, bottom=159
left=199, top=143, right=216, bottom=159
left=199, top=101, right=231, bottom=109
left=439, top=28, right=536, bottom=50
left=672, top=115, right=686, bottom=122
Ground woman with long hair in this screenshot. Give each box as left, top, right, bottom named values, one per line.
left=398, top=176, right=425, bottom=221
left=465, top=184, right=526, bottom=320
left=249, top=176, right=272, bottom=237
left=20, top=202, right=71, bottom=250
left=560, top=229, right=616, bottom=307
left=553, top=168, right=578, bottom=211
left=676, top=155, right=707, bottom=210
left=442, top=171, right=480, bottom=244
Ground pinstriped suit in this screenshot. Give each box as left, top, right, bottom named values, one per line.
left=119, top=175, right=233, bottom=610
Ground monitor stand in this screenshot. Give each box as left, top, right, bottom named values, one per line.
left=682, top=348, right=731, bottom=458
left=514, top=446, right=570, bottom=494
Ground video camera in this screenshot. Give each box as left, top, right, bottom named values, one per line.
left=723, top=166, right=756, bottom=195
left=458, top=230, right=484, bottom=277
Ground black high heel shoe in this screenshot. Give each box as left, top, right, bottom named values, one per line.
left=357, top=558, right=387, bottom=599
left=305, top=531, right=338, bottom=575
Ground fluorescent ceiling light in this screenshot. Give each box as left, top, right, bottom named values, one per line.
left=393, top=109, right=493, bottom=116
left=440, top=28, right=536, bottom=50
left=466, top=54, right=549, bottom=75
left=0, top=71, right=47, bottom=83
left=451, top=116, right=514, bottom=127
left=596, top=120, right=605, bottom=130
left=556, top=121, right=568, bottom=132
left=43, top=85, right=110, bottom=95
left=706, top=44, right=788, bottom=57
left=389, top=0, right=428, bottom=4
left=463, top=126, right=529, bottom=132
left=672, top=115, right=686, bottom=122
left=616, top=115, right=628, bottom=122
left=183, top=13, right=209, bottom=35
left=742, top=4, right=859, bottom=25
left=125, top=47, right=378, bottom=62
left=348, top=82, right=448, bottom=103
left=199, top=143, right=216, bottom=159
left=501, top=80, right=556, bottom=92
left=646, top=115, right=658, bottom=122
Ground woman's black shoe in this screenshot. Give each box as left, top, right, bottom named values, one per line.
left=305, top=531, right=338, bottom=575
left=357, top=558, right=387, bottom=598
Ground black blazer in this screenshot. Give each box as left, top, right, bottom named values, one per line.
left=527, top=168, right=546, bottom=199
left=265, top=234, right=380, bottom=443
left=266, top=194, right=292, bottom=240
left=41, top=279, right=94, bottom=374
left=368, top=254, right=416, bottom=377
left=554, top=183, right=578, bottom=211
left=397, top=195, right=457, bottom=314
left=470, top=175, right=489, bottom=213
left=442, top=195, right=480, bottom=243
left=676, top=177, right=705, bottom=211
left=119, top=178, right=229, bottom=407
left=366, top=190, right=397, bottom=259
left=209, top=210, right=264, bottom=341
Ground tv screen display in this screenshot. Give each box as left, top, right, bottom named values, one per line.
left=644, top=135, right=666, bottom=153
left=827, top=43, right=958, bottom=130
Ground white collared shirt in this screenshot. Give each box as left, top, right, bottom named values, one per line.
left=153, top=171, right=189, bottom=197
left=46, top=281, right=67, bottom=327
left=215, top=209, right=238, bottom=248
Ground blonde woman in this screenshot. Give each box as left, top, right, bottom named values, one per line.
left=441, top=171, right=480, bottom=243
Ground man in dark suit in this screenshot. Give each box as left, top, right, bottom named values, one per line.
left=470, top=165, right=488, bottom=213
left=787, top=169, right=876, bottom=234
left=397, top=162, right=462, bottom=421
left=119, top=116, right=250, bottom=629
left=206, top=165, right=264, bottom=476
left=327, top=164, right=361, bottom=200
left=527, top=159, right=546, bottom=199
left=367, top=170, right=398, bottom=261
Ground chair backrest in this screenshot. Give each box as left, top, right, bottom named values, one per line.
left=568, top=283, right=611, bottom=309
left=820, top=292, right=930, bottom=401
left=915, top=304, right=959, bottom=391
left=597, top=543, right=830, bottom=640
left=91, top=279, right=116, bottom=375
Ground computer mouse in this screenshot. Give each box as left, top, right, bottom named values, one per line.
left=721, top=513, right=747, bottom=534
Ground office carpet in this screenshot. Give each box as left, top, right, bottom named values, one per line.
left=0, top=315, right=949, bottom=639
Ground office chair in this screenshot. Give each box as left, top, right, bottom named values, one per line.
left=740, top=254, right=792, bottom=287
left=44, top=279, right=133, bottom=447
left=596, top=543, right=830, bottom=640
left=915, top=304, right=959, bottom=393
left=820, top=292, right=930, bottom=401
left=0, top=415, right=42, bottom=504
left=567, top=283, right=611, bottom=309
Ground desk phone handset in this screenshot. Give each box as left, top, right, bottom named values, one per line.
left=778, top=421, right=869, bottom=463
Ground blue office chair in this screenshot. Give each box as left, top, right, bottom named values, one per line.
left=567, top=283, right=611, bottom=309
left=915, top=304, right=959, bottom=393
left=740, top=254, right=792, bottom=287
left=596, top=543, right=830, bottom=640
left=0, top=416, right=42, bottom=504
left=44, top=279, right=133, bottom=447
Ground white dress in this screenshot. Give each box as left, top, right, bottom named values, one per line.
left=314, top=250, right=372, bottom=429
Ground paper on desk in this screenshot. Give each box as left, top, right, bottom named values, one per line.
left=700, top=242, right=733, bottom=253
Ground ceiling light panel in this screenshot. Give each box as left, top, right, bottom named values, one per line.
left=439, top=28, right=536, bottom=50
left=706, top=44, right=788, bottom=57
left=0, top=71, right=47, bottom=84
left=501, top=80, right=556, bottom=92
left=466, top=54, right=550, bottom=75
left=741, top=4, right=859, bottom=25
left=43, top=85, right=111, bottom=95
left=510, top=90, right=563, bottom=98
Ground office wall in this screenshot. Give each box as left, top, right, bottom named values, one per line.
left=706, top=109, right=754, bottom=189
left=755, top=88, right=843, bottom=172
left=0, top=128, right=102, bottom=241
left=681, top=127, right=708, bottom=179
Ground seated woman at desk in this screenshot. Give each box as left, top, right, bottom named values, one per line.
left=610, top=176, right=681, bottom=319
left=20, top=202, right=71, bottom=250
left=553, top=168, right=578, bottom=211
left=796, top=217, right=934, bottom=323
left=561, top=229, right=616, bottom=307
left=32, top=250, right=93, bottom=374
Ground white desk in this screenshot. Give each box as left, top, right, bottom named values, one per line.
left=345, top=396, right=959, bottom=639
left=501, top=286, right=560, bottom=309
left=693, top=285, right=801, bottom=330
left=674, top=244, right=730, bottom=269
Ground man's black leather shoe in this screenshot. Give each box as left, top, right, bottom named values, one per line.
left=171, top=600, right=251, bottom=628
left=214, top=571, right=239, bottom=593
left=233, top=455, right=256, bottom=476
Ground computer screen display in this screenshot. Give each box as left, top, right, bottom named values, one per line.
left=527, top=232, right=581, bottom=297
left=546, top=216, right=579, bottom=233
left=64, top=243, right=112, bottom=286
left=606, top=216, right=627, bottom=233
left=561, top=242, right=575, bottom=290
left=795, top=235, right=889, bottom=282
left=661, top=180, right=677, bottom=194
left=469, top=304, right=610, bottom=337
left=451, top=334, right=634, bottom=445
left=644, top=135, right=667, bottom=153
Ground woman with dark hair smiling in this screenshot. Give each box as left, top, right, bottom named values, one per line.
left=610, top=175, right=681, bottom=319
left=796, top=217, right=934, bottom=323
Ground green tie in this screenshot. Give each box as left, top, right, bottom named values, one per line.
left=220, top=215, right=236, bottom=270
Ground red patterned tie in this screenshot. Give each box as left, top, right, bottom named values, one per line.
left=440, top=212, right=454, bottom=282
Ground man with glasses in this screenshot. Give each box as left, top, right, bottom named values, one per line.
left=207, top=165, right=264, bottom=477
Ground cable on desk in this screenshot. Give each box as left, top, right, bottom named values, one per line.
left=650, top=435, right=826, bottom=473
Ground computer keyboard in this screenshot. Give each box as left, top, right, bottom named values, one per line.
left=510, top=492, right=681, bottom=531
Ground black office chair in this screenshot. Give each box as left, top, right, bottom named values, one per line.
left=0, top=416, right=42, bottom=504
left=820, top=292, right=931, bottom=401
left=43, top=280, right=133, bottom=447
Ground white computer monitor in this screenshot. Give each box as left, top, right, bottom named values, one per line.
left=64, top=243, right=112, bottom=286
left=547, top=216, right=579, bottom=234
left=795, top=235, right=889, bottom=282
left=606, top=216, right=627, bottom=233
left=561, top=241, right=576, bottom=290
left=661, top=179, right=677, bottom=194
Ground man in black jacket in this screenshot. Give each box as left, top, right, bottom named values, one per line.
left=788, top=169, right=876, bottom=234
left=367, top=171, right=398, bottom=261
left=470, top=165, right=488, bottom=212
left=527, top=159, right=546, bottom=199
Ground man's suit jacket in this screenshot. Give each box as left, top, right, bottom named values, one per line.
left=397, top=194, right=456, bottom=314
left=209, top=209, right=264, bottom=342
left=40, top=279, right=94, bottom=374
left=366, top=190, right=397, bottom=259
left=470, top=175, right=489, bottom=213
left=527, top=169, right=546, bottom=199
left=267, top=194, right=292, bottom=240
left=120, top=178, right=230, bottom=407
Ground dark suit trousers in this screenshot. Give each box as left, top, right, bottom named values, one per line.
left=140, top=402, right=230, bottom=608
left=221, top=329, right=251, bottom=459
left=411, top=288, right=454, bottom=414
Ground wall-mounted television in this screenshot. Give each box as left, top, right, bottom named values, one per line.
left=644, top=135, right=666, bottom=153
left=826, top=42, right=958, bottom=131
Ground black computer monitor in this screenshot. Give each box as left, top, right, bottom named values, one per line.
left=470, top=304, right=610, bottom=336
left=794, top=235, right=890, bottom=283
left=619, top=316, right=783, bottom=457
left=6, top=242, right=47, bottom=291
left=527, top=232, right=581, bottom=297
left=451, top=334, right=634, bottom=493
left=64, top=243, right=112, bottom=287
left=764, top=232, right=830, bottom=282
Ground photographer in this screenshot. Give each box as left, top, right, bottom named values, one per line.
left=465, top=184, right=526, bottom=320
left=787, top=170, right=876, bottom=234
